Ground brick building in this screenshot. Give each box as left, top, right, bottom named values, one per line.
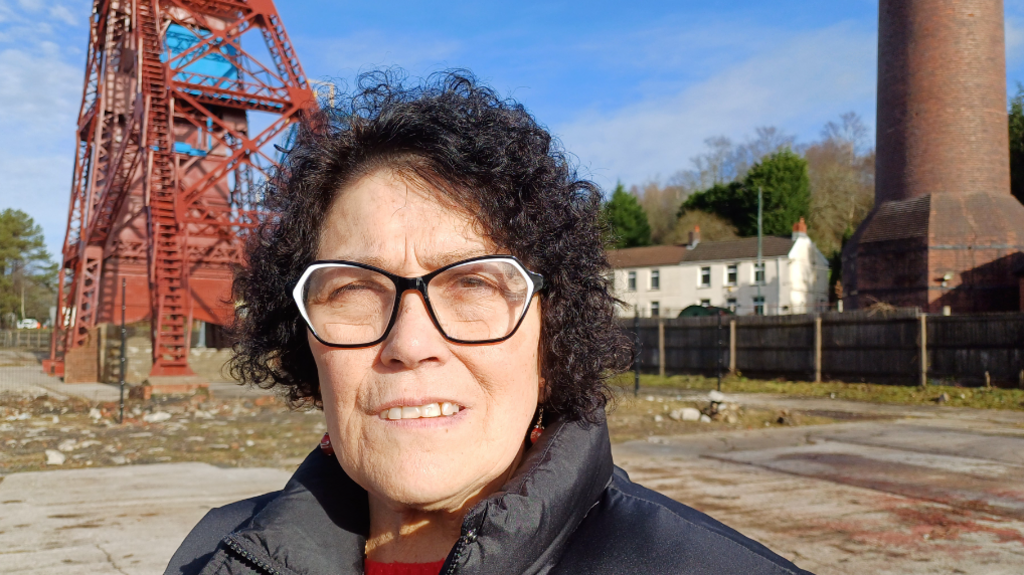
left=842, top=0, right=1024, bottom=312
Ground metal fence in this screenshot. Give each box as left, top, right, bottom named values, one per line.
left=0, top=329, right=51, bottom=351
left=621, top=310, right=1024, bottom=387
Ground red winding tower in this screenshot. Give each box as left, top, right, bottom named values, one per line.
left=843, top=0, right=1024, bottom=312
left=44, top=0, right=315, bottom=382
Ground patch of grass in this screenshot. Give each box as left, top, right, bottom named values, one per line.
left=604, top=391, right=839, bottom=443
left=610, top=373, right=1024, bottom=411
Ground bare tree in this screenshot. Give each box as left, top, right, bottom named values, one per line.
left=673, top=127, right=796, bottom=194
left=663, top=210, right=739, bottom=245
left=805, top=113, right=875, bottom=257
left=632, top=181, right=688, bottom=245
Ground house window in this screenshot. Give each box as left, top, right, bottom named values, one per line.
left=754, top=263, right=765, bottom=284
left=700, top=267, right=711, bottom=287
left=727, top=298, right=737, bottom=312
left=650, top=269, right=660, bottom=290
left=753, top=296, right=765, bottom=316
left=651, top=301, right=660, bottom=317
left=726, top=264, right=738, bottom=286
left=627, top=271, right=636, bottom=291
left=700, top=299, right=711, bottom=307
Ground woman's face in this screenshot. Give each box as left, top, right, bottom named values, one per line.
left=312, top=170, right=543, bottom=512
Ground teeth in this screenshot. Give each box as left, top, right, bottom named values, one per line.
left=379, top=402, right=460, bottom=420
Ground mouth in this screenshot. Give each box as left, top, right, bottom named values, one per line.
left=378, top=401, right=462, bottom=420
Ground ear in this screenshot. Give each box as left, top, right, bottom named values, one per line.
left=538, top=376, right=549, bottom=403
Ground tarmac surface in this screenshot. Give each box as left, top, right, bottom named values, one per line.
left=1, top=375, right=1023, bottom=574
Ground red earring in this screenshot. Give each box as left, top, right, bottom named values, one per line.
left=529, top=407, right=544, bottom=444
left=320, top=432, right=335, bottom=457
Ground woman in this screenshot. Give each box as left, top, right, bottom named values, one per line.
left=166, top=71, right=812, bottom=575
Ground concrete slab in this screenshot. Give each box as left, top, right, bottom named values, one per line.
left=615, top=453, right=1024, bottom=575
left=647, top=388, right=1024, bottom=426
left=0, top=365, right=275, bottom=404
left=0, top=365, right=118, bottom=402
left=711, top=440, right=1024, bottom=521
left=0, top=463, right=290, bottom=575
left=614, top=414, right=1024, bottom=573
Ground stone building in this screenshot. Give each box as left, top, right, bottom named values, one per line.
left=842, top=0, right=1024, bottom=312
left=608, top=221, right=830, bottom=317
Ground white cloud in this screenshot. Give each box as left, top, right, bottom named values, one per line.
left=554, top=23, right=877, bottom=190
left=16, top=0, right=44, bottom=11
left=1007, top=17, right=1024, bottom=68
left=48, top=4, right=75, bottom=26
left=0, top=47, right=81, bottom=131
left=0, top=153, right=75, bottom=257
left=0, top=0, right=86, bottom=256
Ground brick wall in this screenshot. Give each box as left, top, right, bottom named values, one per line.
left=876, top=0, right=1010, bottom=203
left=64, top=326, right=100, bottom=383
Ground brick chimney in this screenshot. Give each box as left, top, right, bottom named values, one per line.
left=687, top=225, right=701, bottom=249
left=842, top=0, right=1024, bottom=313
left=791, top=217, right=808, bottom=239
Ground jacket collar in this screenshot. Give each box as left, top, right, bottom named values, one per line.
left=225, top=414, right=614, bottom=575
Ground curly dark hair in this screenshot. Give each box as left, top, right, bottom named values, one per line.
left=229, top=70, right=633, bottom=421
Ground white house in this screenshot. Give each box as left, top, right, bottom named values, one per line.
left=607, top=219, right=830, bottom=317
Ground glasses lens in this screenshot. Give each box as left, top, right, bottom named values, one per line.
left=428, top=259, right=532, bottom=342
left=302, top=265, right=396, bottom=345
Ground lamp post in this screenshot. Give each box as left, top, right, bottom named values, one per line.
left=757, top=186, right=763, bottom=315
left=119, top=279, right=126, bottom=424
left=634, top=307, right=640, bottom=397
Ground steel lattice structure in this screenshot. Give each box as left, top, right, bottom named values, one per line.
left=44, top=0, right=315, bottom=381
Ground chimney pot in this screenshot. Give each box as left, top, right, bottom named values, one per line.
left=792, top=217, right=808, bottom=238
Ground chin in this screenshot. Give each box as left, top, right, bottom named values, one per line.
left=363, top=456, right=491, bottom=510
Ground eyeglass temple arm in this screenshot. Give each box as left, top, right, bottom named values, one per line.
left=529, top=272, right=546, bottom=291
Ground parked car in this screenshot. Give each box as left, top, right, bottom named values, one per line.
left=16, top=318, right=41, bottom=329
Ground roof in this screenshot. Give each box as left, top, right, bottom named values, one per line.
left=606, top=245, right=688, bottom=268
left=607, top=237, right=795, bottom=269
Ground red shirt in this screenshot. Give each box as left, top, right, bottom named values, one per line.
left=364, top=559, right=445, bottom=575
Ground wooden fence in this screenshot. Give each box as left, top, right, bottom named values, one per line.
left=0, top=329, right=52, bottom=351
left=620, top=310, right=1024, bottom=387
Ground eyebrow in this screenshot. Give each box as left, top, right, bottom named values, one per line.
left=337, top=248, right=498, bottom=274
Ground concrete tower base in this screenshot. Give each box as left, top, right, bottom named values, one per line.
left=842, top=192, right=1024, bottom=312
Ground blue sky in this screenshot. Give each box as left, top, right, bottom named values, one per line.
left=3, top=0, right=1024, bottom=257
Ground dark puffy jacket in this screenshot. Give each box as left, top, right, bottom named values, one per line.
left=165, top=415, right=813, bottom=575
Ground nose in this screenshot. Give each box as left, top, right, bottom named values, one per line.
left=378, top=289, right=451, bottom=369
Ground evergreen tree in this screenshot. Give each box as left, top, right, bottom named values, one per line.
left=678, top=149, right=810, bottom=237
left=1009, top=84, right=1024, bottom=206
left=0, top=209, right=56, bottom=326
left=602, top=183, right=652, bottom=248
left=743, top=148, right=811, bottom=236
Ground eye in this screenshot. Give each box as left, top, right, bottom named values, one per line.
left=330, top=280, right=387, bottom=298
left=457, top=275, right=495, bottom=289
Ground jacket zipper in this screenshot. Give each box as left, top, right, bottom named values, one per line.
left=442, top=528, right=477, bottom=575
left=224, top=537, right=283, bottom=575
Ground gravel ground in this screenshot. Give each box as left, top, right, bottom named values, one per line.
left=0, top=385, right=847, bottom=475
left=0, top=393, right=326, bottom=474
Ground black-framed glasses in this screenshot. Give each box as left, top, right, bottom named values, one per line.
left=292, top=255, right=545, bottom=347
